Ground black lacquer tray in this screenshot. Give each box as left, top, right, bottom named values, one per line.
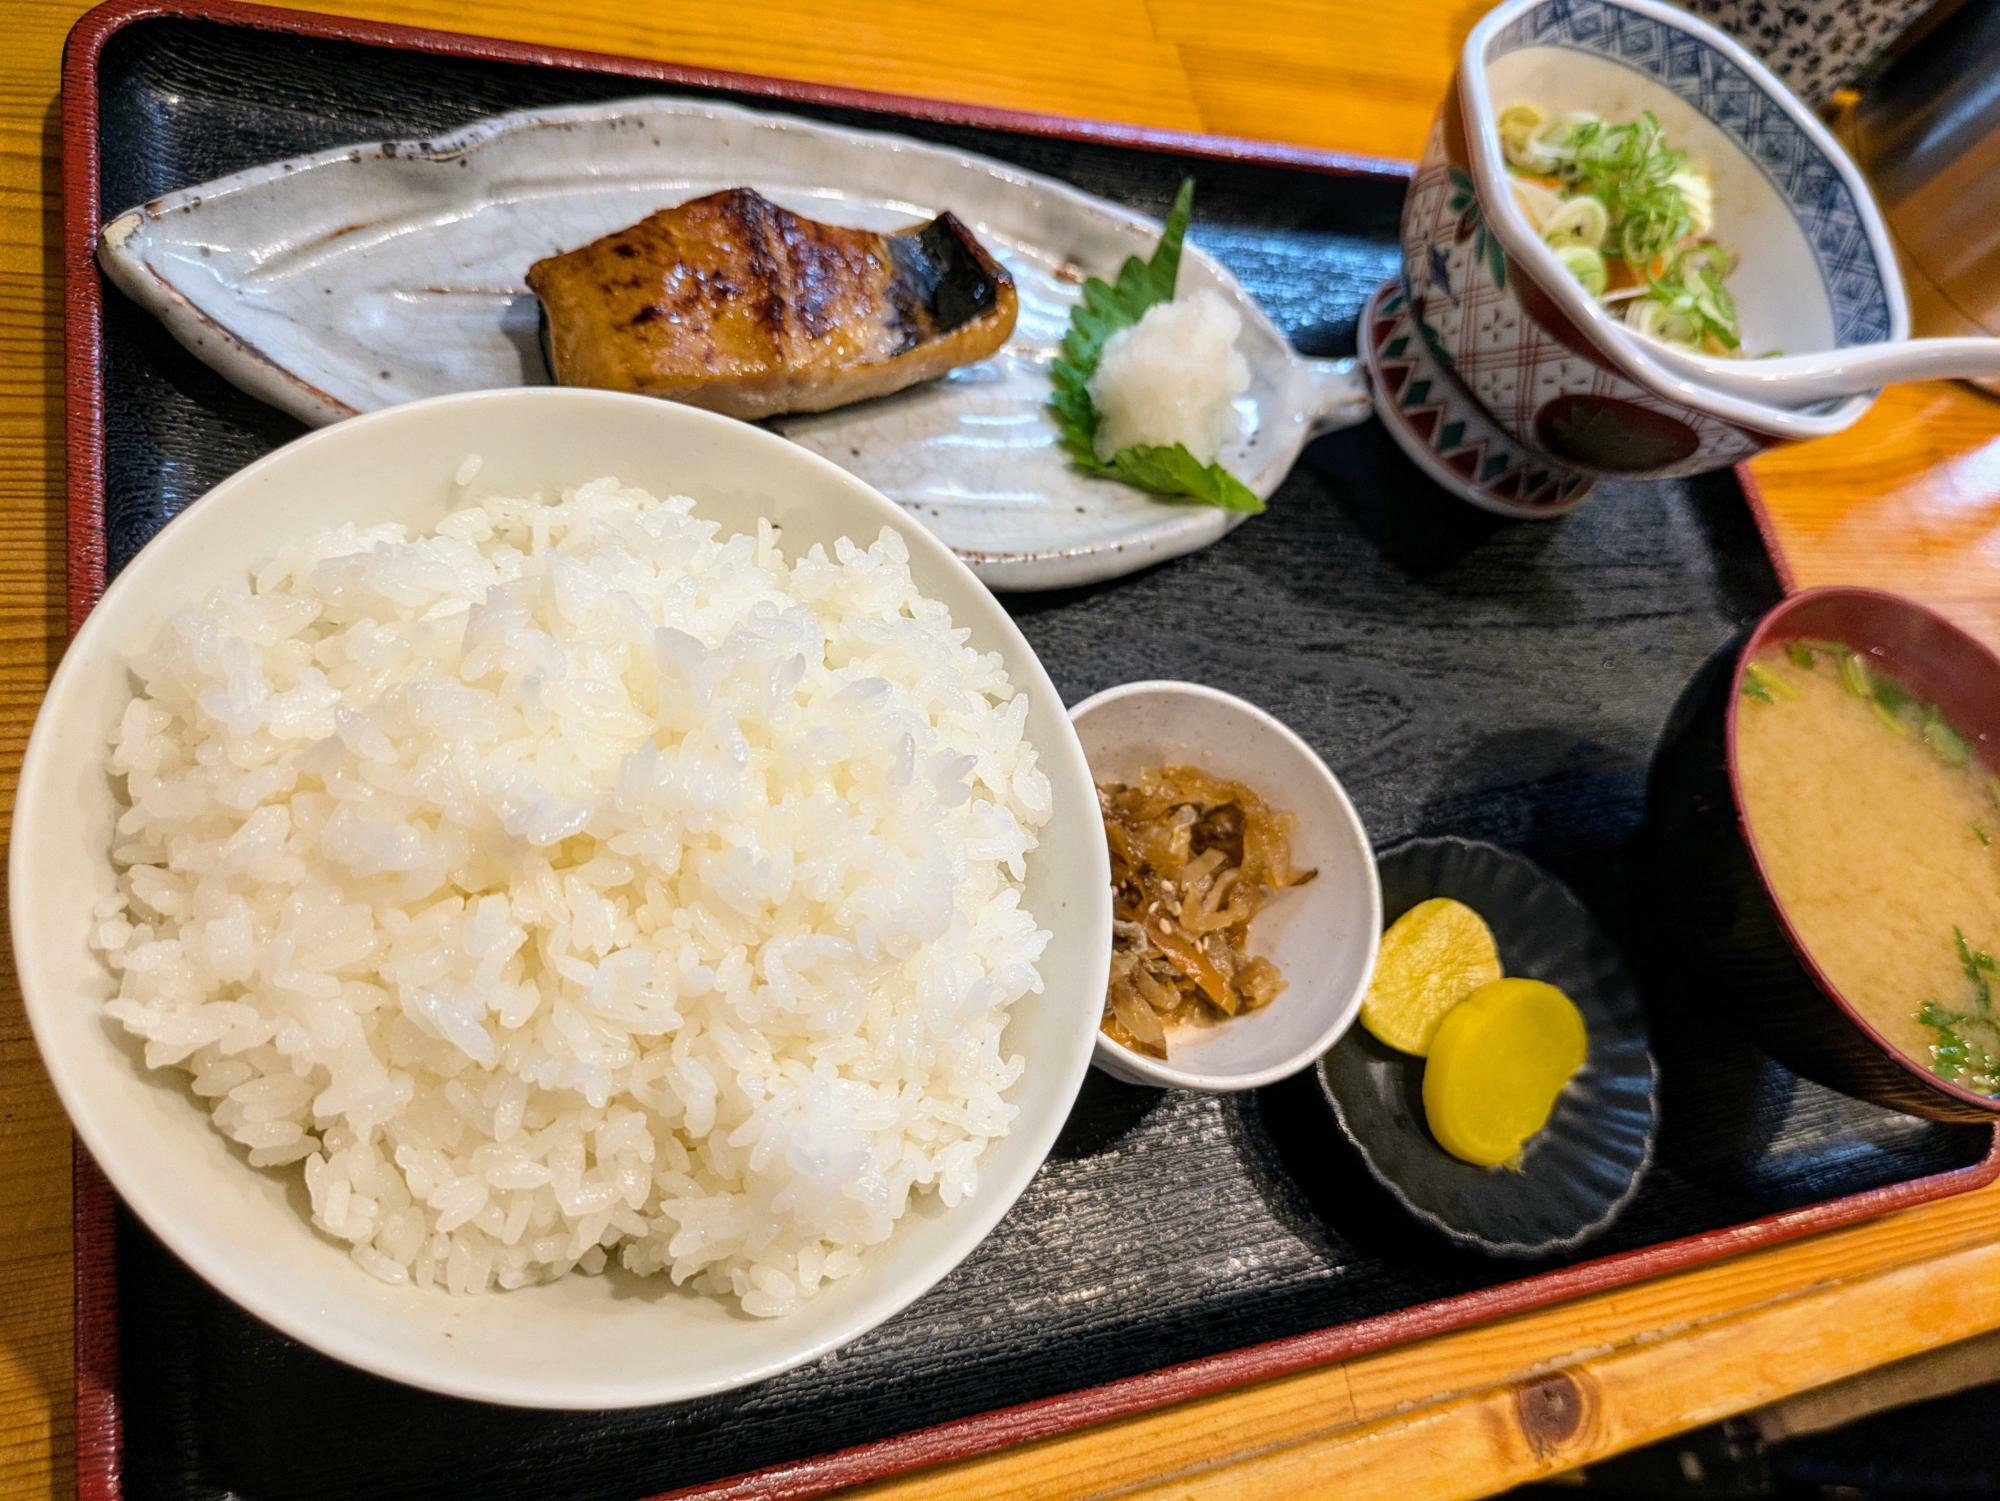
left=60, top=5, right=1999, bottom=1498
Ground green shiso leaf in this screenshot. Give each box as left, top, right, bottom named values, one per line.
left=1047, top=180, right=1263, bottom=515
left=1101, top=443, right=1263, bottom=513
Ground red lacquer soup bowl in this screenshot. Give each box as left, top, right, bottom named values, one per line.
left=1647, top=588, right=2000, bottom=1123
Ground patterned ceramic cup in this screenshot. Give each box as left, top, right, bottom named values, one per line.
left=1369, top=0, right=1909, bottom=516
left=1681, top=0, right=1943, bottom=110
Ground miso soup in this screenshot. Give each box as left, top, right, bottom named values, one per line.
left=1735, top=641, right=2000, bottom=1092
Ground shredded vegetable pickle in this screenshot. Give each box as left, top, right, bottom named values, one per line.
left=1098, top=765, right=1316, bottom=1058
left=1499, top=103, right=1746, bottom=357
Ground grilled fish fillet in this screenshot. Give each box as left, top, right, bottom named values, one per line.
left=526, top=187, right=1018, bottom=419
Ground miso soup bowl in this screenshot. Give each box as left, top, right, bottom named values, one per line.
left=1375, top=0, right=1908, bottom=516
left=1646, top=588, right=2000, bottom=1123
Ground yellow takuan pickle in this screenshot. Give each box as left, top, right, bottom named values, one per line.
left=1360, top=897, right=1503, bottom=1056
left=1422, top=979, right=1589, bottom=1169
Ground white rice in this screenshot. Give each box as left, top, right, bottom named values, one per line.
left=1087, top=289, right=1250, bottom=463
left=93, top=477, right=1052, bottom=1314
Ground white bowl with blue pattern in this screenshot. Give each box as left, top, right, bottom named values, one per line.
left=1375, top=0, right=1908, bottom=514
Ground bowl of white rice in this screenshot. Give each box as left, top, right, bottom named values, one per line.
left=15, top=387, right=1109, bottom=1408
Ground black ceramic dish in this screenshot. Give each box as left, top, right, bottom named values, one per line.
left=1319, top=838, right=1658, bottom=1257
left=1647, top=586, right=2000, bottom=1124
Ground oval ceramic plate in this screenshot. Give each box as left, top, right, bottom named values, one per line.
left=95, top=96, right=1368, bottom=590
left=1318, top=837, right=1657, bottom=1257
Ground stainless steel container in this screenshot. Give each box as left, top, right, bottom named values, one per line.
left=1842, top=0, right=2000, bottom=395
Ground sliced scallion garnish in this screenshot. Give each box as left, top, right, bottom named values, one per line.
left=1921, top=707, right=1972, bottom=768
left=1555, top=243, right=1607, bottom=296
left=1841, top=652, right=1873, bottom=700
left=1871, top=700, right=1911, bottom=735
left=1744, top=662, right=1797, bottom=704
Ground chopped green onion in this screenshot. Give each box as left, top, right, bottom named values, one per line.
left=1922, top=999, right=1960, bottom=1029
left=1975, top=823, right=1992, bottom=847
left=1785, top=641, right=1817, bottom=670
left=1498, top=105, right=1543, bottom=162
left=1932, top=1032, right=1965, bottom=1080
left=1501, top=101, right=1751, bottom=354
left=1634, top=244, right=1743, bottom=352
left=1921, top=707, right=1972, bottom=767
left=1872, top=700, right=1911, bottom=735
left=1800, top=638, right=1850, bottom=656
left=1744, top=662, right=1798, bottom=703
left=1543, top=195, right=1610, bottom=250
left=1555, top=243, right=1607, bottom=296
left=1872, top=674, right=1916, bottom=714
left=1625, top=296, right=1704, bottom=349
left=1841, top=652, right=1873, bottom=700
left=1918, top=932, right=2000, bottom=1093
left=1959, top=928, right=1997, bottom=1011
left=1512, top=109, right=1694, bottom=265
left=1677, top=243, right=1735, bottom=281
left=1669, top=167, right=1715, bottom=237
left=1694, top=271, right=1740, bottom=350
left=1741, top=677, right=1774, bottom=706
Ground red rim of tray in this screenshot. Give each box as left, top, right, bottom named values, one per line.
left=59, top=3, right=1998, bottom=1499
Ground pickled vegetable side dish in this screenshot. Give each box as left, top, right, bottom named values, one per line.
left=1364, top=893, right=1591, bottom=1169
left=1099, top=765, right=1315, bottom=1058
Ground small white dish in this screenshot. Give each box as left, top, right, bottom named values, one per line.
left=1069, top=681, right=1381, bottom=1092
left=95, top=96, right=1370, bottom=591
left=14, top=386, right=1111, bottom=1409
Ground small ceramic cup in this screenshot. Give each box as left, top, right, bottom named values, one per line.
left=1069, top=682, right=1382, bottom=1092
left=1373, top=0, right=1910, bottom=516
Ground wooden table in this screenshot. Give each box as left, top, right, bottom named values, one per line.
left=6, top=1, right=2000, bottom=1495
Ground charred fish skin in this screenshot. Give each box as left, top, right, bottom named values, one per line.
left=881, top=213, right=1012, bottom=352
left=525, top=187, right=1018, bottom=420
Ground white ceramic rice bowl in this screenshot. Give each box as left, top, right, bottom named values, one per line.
left=13, top=387, right=1110, bottom=1409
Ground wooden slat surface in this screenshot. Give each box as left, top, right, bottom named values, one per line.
left=4, top=0, right=2000, bottom=1497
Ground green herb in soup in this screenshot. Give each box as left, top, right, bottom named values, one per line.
left=1918, top=930, right=2000, bottom=1093
left=1741, top=661, right=1796, bottom=706
left=1737, top=641, right=2000, bottom=1091
left=1498, top=104, right=1746, bottom=356
left=1770, top=638, right=1978, bottom=764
